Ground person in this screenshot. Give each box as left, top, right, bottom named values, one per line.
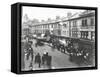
left=35, top=53, right=41, bottom=68
left=42, top=52, right=47, bottom=65
left=28, top=47, right=34, bottom=68
left=21, top=42, right=25, bottom=70
left=45, top=52, right=52, bottom=69
left=46, top=55, right=52, bottom=69
left=26, top=46, right=33, bottom=60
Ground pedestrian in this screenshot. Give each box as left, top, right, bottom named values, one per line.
left=26, top=46, right=33, bottom=60
left=21, top=44, right=25, bottom=70
left=42, top=52, right=46, bottom=65
left=35, top=53, right=41, bottom=68
left=47, top=55, right=52, bottom=69
left=28, top=47, right=34, bottom=68
left=45, top=52, right=52, bottom=69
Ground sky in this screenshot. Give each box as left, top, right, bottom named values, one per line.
left=22, top=6, right=86, bottom=22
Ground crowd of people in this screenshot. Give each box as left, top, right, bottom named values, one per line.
left=21, top=35, right=94, bottom=70
left=49, top=37, right=94, bottom=66
left=22, top=39, right=52, bottom=70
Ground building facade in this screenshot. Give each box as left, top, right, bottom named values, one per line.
left=68, top=13, right=81, bottom=38
left=22, top=10, right=95, bottom=41
left=31, top=20, right=67, bottom=37
left=67, top=10, right=95, bottom=40
left=79, top=10, right=95, bottom=40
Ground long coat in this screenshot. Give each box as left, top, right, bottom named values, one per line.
left=46, top=55, right=52, bottom=66
left=35, top=54, right=41, bottom=63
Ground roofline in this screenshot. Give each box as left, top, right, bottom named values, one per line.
left=29, top=11, right=95, bottom=26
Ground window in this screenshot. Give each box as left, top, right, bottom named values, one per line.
left=82, top=19, right=87, bottom=26
left=90, top=18, right=94, bottom=26
left=85, top=19, right=87, bottom=26
left=82, top=20, right=84, bottom=26
left=48, top=25, right=49, bottom=28
left=54, top=24, right=57, bottom=28
left=51, top=24, right=53, bottom=28
left=45, top=25, right=46, bottom=28
left=73, top=20, right=77, bottom=27
left=58, top=24, right=60, bottom=28
left=43, top=25, right=44, bottom=28
left=63, top=24, right=67, bottom=28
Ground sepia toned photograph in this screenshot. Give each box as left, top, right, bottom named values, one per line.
left=21, top=5, right=96, bottom=71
